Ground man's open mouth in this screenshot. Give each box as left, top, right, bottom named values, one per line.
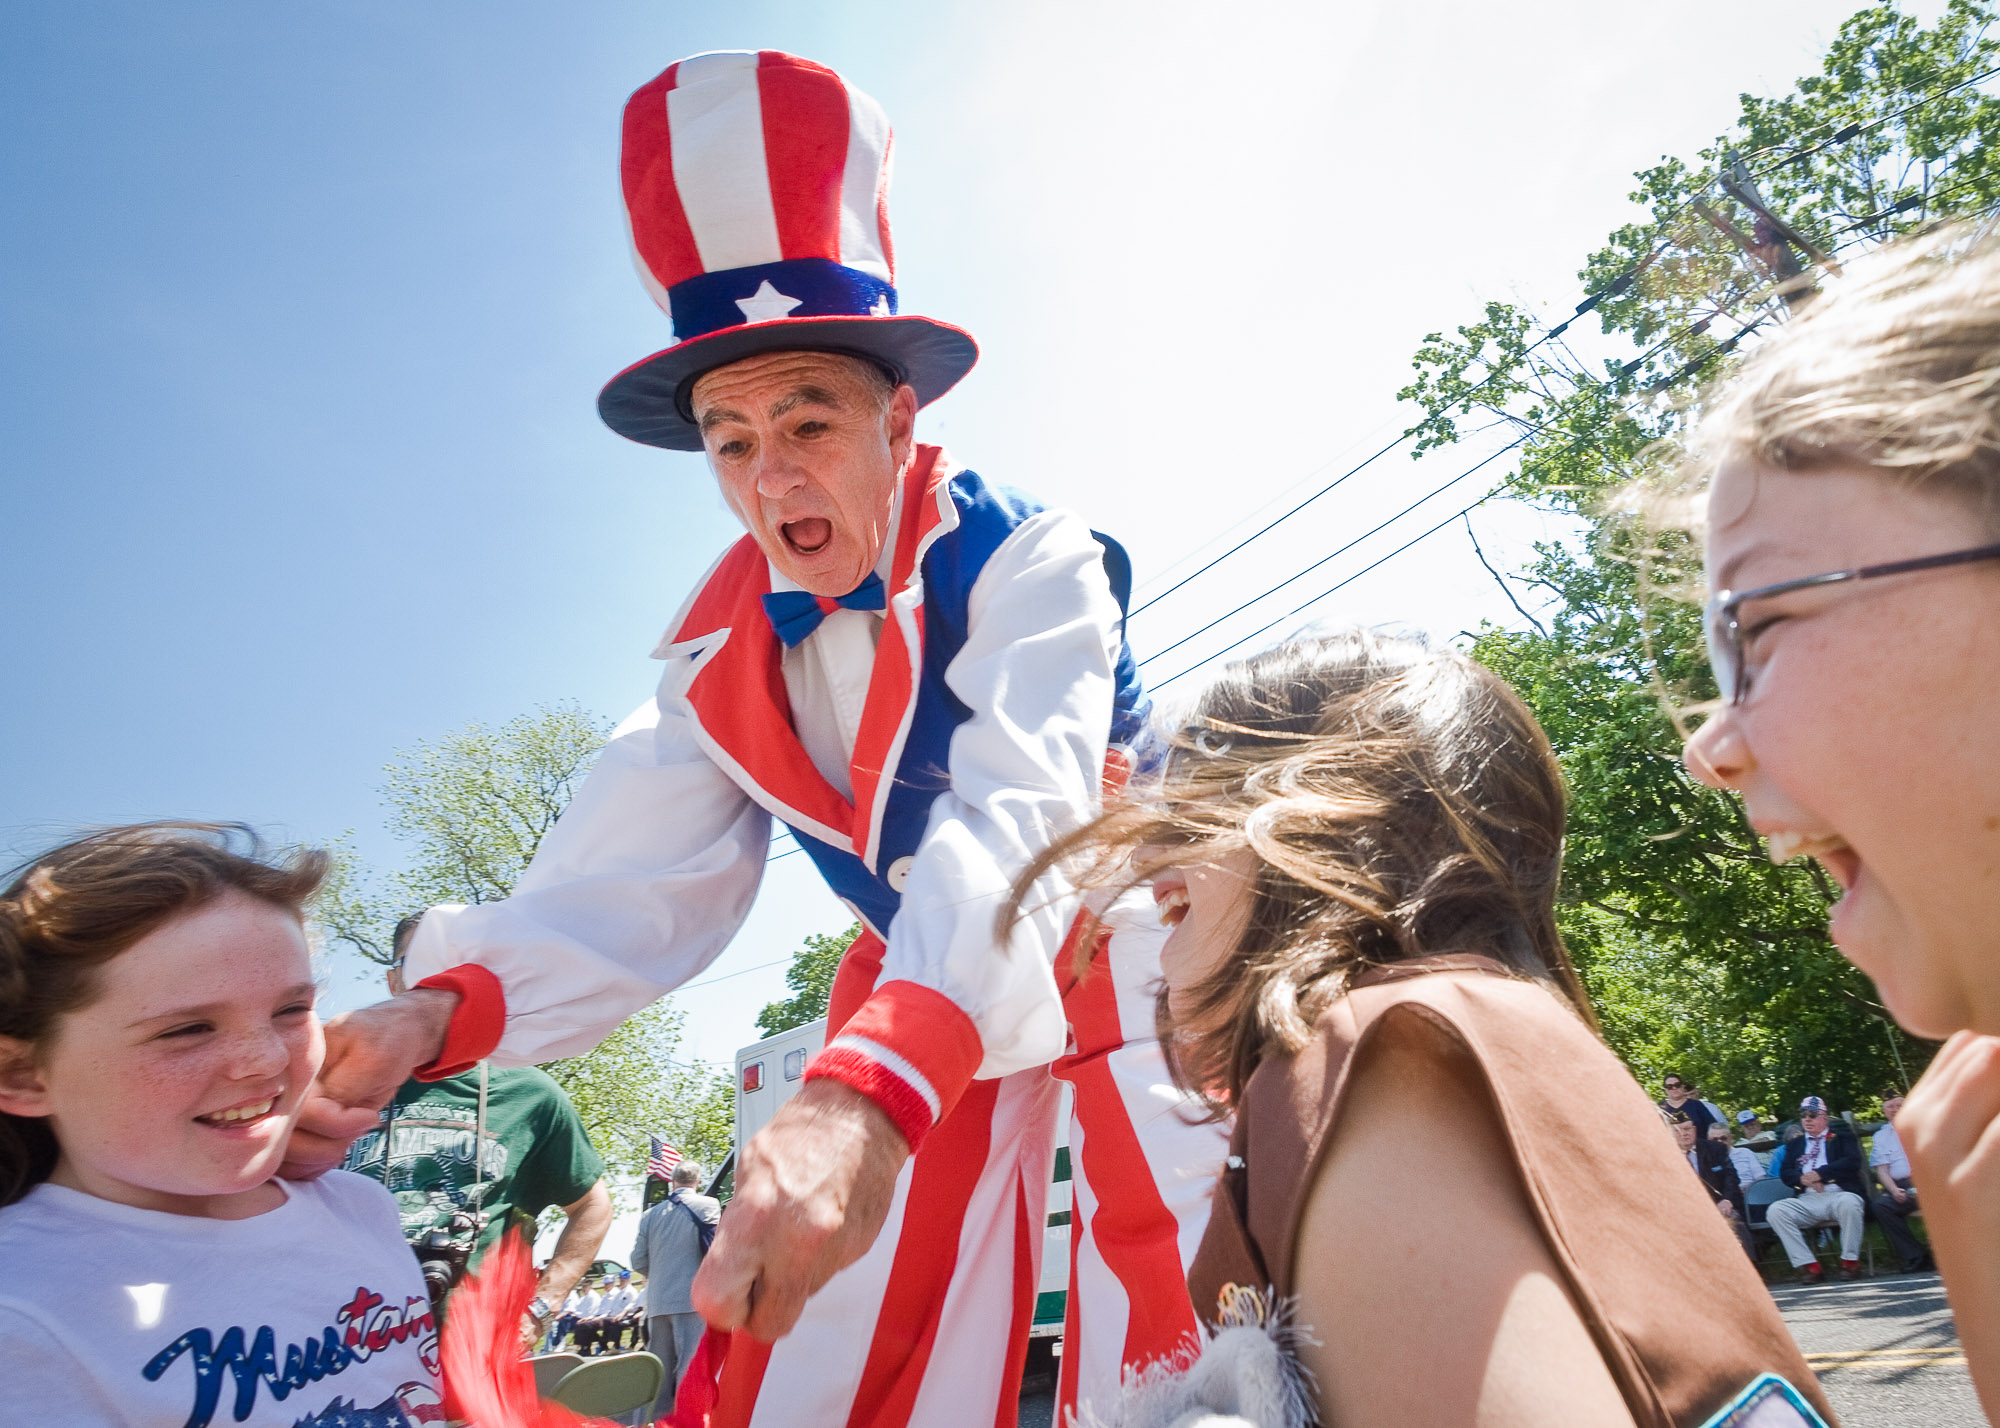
left=782, top=518, right=833, bottom=555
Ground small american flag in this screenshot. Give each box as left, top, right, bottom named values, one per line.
left=647, top=1135, right=683, bottom=1181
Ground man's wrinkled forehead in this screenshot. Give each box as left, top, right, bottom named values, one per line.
left=689, top=350, right=883, bottom=427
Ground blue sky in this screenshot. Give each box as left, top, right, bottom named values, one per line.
left=1, top=0, right=1935, bottom=1068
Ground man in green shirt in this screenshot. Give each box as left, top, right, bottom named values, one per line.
left=341, top=922, right=613, bottom=1339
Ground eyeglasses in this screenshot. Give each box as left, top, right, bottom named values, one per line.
left=1705, top=542, right=2000, bottom=705
left=1662, top=1081, right=1683, bottom=1090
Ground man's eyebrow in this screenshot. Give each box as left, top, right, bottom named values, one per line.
left=768, top=385, right=849, bottom=420
left=696, top=385, right=847, bottom=435
left=127, top=982, right=318, bottom=1029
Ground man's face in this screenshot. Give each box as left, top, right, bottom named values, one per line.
left=1883, top=1095, right=1905, bottom=1123
left=1802, top=1109, right=1830, bottom=1136
left=691, top=351, right=918, bottom=597
left=1742, top=1118, right=1761, bottom=1136
left=1673, top=1120, right=1697, bottom=1150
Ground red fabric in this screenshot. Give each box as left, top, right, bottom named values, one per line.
left=844, top=1078, right=1000, bottom=1428
left=843, top=447, right=945, bottom=853
left=1056, top=935, right=1201, bottom=1380
left=876, top=129, right=896, bottom=281
left=807, top=1046, right=934, bottom=1152
left=413, top=964, right=506, bottom=1080
left=992, top=1174, right=1038, bottom=1428
left=664, top=1327, right=736, bottom=1426
left=673, top=535, right=855, bottom=843
left=826, top=929, right=886, bottom=1035
left=806, top=978, right=984, bottom=1148
left=621, top=65, right=701, bottom=294
left=708, top=1331, right=775, bottom=1428
left=757, top=51, right=850, bottom=263
left=437, top=1234, right=599, bottom=1428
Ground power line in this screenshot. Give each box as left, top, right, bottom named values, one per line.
left=1150, top=481, right=1516, bottom=692
left=1125, top=433, right=1411, bottom=619
left=1136, top=432, right=1532, bottom=669
left=679, top=954, right=792, bottom=991
left=1738, top=63, right=2000, bottom=172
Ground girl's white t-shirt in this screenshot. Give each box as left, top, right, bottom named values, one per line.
left=0, top=1170, right=443, bottom=1428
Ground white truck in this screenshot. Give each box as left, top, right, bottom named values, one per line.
left=732, top=1020, right=1072, bottom=1352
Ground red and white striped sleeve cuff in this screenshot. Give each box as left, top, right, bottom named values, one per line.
left=804, top=979, right=984, bottom=1152
left=412, top=964, right=507, bottom=1081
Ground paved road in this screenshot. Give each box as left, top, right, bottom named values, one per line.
left=1776, top=1269, right=1984, bottom=1426
left=1017, top=1269, right=1985, bottom=1426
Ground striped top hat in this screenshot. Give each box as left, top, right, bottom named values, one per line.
left=598, top=51, right=978, bottom=451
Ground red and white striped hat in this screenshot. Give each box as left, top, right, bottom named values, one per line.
left=597, top=51, right=979, bottom=451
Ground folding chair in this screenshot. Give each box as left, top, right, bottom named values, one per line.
left=551, top=1351, right=667, bottom=1425
left=1742, top=1178, right=1796, bottom=1273
left=529, top=1351, right=585, bottom=1398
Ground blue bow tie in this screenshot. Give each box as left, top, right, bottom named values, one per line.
left=761, top=571, right=887, bottom=648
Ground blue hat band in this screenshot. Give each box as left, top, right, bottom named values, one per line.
left=668, top=258, right=899, bottom=342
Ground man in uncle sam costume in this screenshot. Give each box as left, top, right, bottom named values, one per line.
left=289, top=50, right=1226, bottom=1427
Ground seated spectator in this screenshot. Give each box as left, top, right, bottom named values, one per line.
left=551, top=1282, right=591, bottom=1352
left=1869, top=1093, right=1933, bottom=1274
left=608, top=1269, right=644, bottom=1351
left=577, top=1272, right=638, bottom=1356
left=1673, top=1113, right=1753, bottom=1259
left=572, top=1272, right=608, bottom=1352
left=1659, top=1072, right=1719, bottom=1135
left=1768, top=1096, right=1869, bottom=1283
left=1735, top=1108, right=1771, bottom=1152
left=1710, top=1119, right=1765, bottom=1190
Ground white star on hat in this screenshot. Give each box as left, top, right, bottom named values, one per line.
left=736, top=280, right=804, bottom=323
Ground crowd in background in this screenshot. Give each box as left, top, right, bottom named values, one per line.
left=1660, top=1074, right=1934, bottom=1282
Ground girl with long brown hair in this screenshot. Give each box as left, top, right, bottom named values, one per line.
left=1021, top=629, right=1832, bottom=1428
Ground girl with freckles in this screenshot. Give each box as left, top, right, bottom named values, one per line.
left=0, top=824, right=441, bottom=1427
left=1676, top=223, right=2000, bottom=1420
left=1015, top=631, right=1831, bottom=1428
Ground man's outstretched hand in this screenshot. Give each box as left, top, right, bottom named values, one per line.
left=692, top=1078, right=910, bottom=1342
left=283, top=987, right=459, bottom=1180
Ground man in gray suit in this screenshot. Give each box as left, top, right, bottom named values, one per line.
left=632, top=1161, right=721, bottom=1413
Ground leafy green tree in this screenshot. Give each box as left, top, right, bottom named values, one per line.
left=540, top=1003, right=735, bottom=1196
left=316, top=702, right=735, bottom=1197
left=756, top=924, right=860, bottom=1037
left=1398, top=2, right=1985, bottom=1110
left=315, top=702, right=612, bottom=962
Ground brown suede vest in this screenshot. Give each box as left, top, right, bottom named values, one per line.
left=1186, top=957, right=1837, bottom=1427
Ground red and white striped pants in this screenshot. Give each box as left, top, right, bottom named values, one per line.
left=704, top=901, right=1228, bottom=1428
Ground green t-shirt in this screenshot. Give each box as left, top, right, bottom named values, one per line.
left=341, top=1064, right=605, bottom=1256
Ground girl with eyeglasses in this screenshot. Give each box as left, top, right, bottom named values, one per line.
left=1679, top=223, right=2000, bottom=1416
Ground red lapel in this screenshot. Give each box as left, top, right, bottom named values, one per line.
left=660, top=446, right=958, bottom=863
left=849, top=447, right=958, bottom=867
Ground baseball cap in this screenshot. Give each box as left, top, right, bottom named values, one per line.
left=1800, top=1095, right=1829, bottom=1114
left=1736, top=1109, right=1759, bottom=1124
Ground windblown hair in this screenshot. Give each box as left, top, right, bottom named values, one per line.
left=1684, top=219, right=2000, bottom=527
left=0, top=823, right=328, bottom=1207
left=1010, top=629, right=1593, bottom=1111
